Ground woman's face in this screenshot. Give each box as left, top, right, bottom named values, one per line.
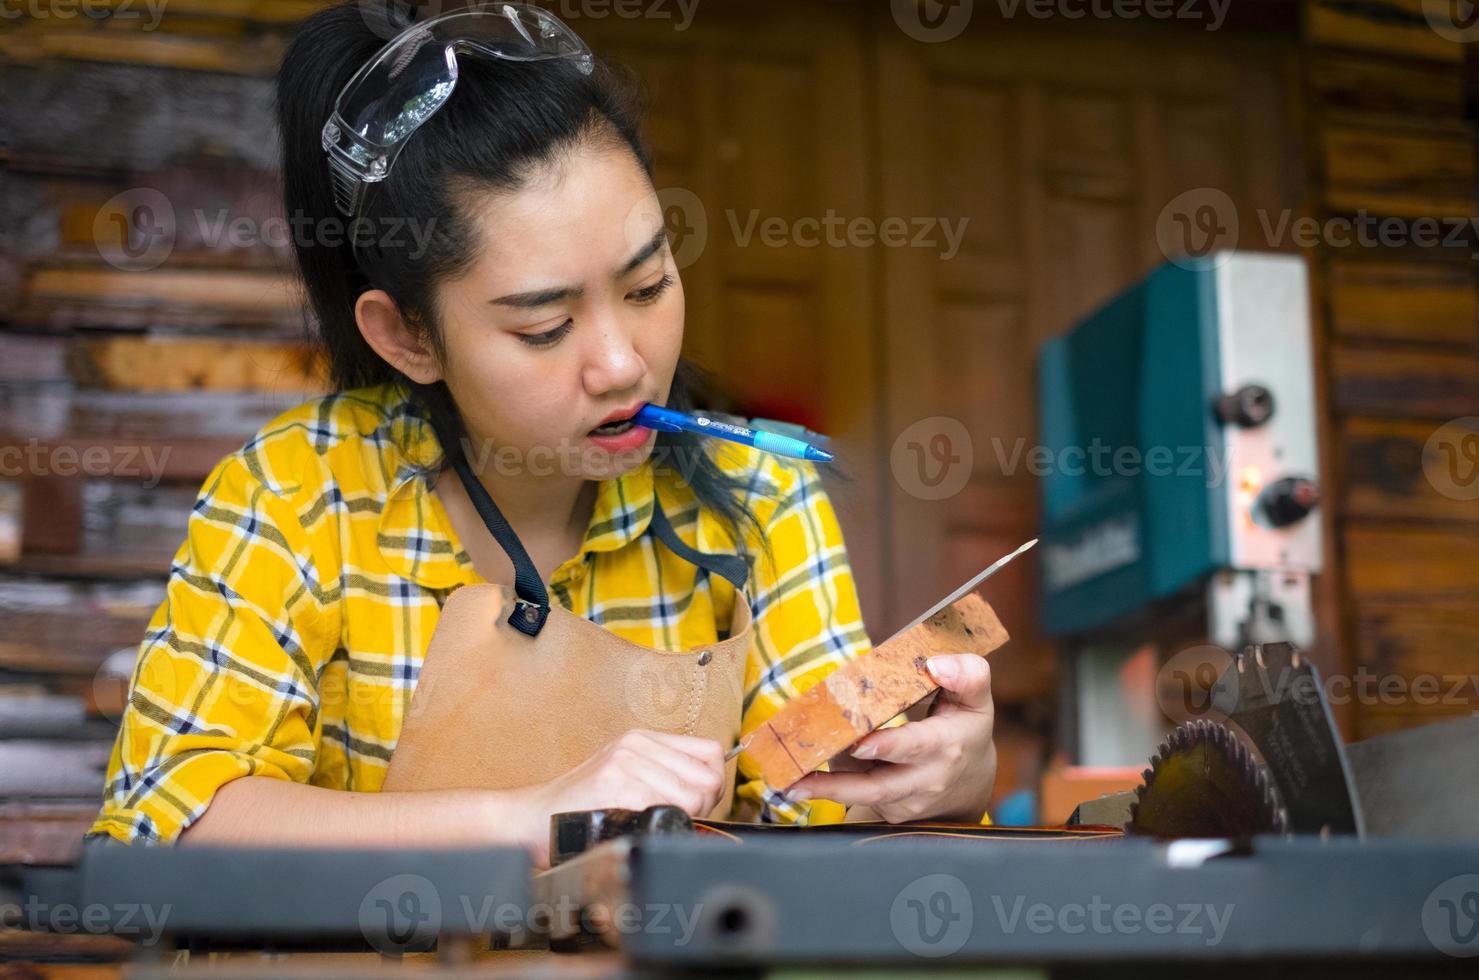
left=430, top=140, right=684, bottom=482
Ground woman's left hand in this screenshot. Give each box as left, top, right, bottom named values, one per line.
left=786, top=654, right=996, bottom=823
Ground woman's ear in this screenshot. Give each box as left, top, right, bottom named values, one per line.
left=355, top=289, right=442, bottom=384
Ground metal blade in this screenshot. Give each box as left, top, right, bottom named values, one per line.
left=724, top=538, right=1036, bottom=763
left=881, top=537, right=1037, bottom=646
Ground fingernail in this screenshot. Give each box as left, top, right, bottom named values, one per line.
left=851, top=743, right=876, bottom=760
left=927, top=656, right=957, bottom=683
left=788, top=787, right=811, bottom=801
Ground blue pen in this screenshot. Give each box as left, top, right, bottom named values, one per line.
left=633, top=404, right=834, bottom=463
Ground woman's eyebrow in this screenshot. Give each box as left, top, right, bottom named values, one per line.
left=618, top=228, right=668, bottom=277
left=489, top=228, right=668, bottom=309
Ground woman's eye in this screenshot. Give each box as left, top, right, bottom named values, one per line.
left=518, top=320, right=573, bottom=349
left=629, top=273, right=674, bottom=305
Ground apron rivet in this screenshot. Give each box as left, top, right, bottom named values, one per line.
left=523, top=606, right=538, bottom=623
left=697, top=650, right=711, bottom=666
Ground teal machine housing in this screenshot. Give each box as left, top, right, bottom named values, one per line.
left=1039, top=260, right=1225, bottom=634
left=1037, top=253, right=1321, bottom=640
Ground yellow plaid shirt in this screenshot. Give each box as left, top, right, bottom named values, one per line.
left=91, top=382, right=876, bottom=844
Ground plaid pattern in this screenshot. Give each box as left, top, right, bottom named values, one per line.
left=90, top=383, right=875, bottom=844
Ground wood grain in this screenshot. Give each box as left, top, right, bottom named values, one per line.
left=1339, top=417, right=1479, bottom=522
left=1306, top=0, right=1465, bottom=64
left=742, top=593, right=1008, bottom=791
left=1329, top=344, right=1479, bottom=419
left=1321, top=128, right=1475, bottom=219
left=1328, top=261, right=1478, bottom=346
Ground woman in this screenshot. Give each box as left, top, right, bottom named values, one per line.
left=89, top=1, right=996, bottom=866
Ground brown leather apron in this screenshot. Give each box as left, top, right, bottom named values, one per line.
left=382, top=421, right=754, bottom=821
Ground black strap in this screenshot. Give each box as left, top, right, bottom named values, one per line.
left=427, top=410, right=749, bottom=637
left=427, top=413, right=551, bottom=637
left=648, top=494, right=749, bottom=592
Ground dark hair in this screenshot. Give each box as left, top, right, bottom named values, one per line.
left=275, top=1, right=768, bottom=561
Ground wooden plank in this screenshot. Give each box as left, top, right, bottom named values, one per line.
left=1321, top=128, right=1476, bottom=219
left=2, top=63, right=278, bottom=173
left=1350, top=602, right=1479, bottom=743
left=1329, top=343, right=1479, bottom=419
left=68, top=336, right=324, bottom=393
left=1308, top=51, right=1467, bottom=131
left=1341, top=417, right=1479, bottom=522
left=1354, top=602, right=1479, bottom=675
left=1344, top=525, right=1479, bottom=603
left=1306, top=0, right=1465, bottom=63
left=20, top=475, right=83, bottom=556
left=0, top=433, right=243, bottom=482
left=0, top=741, right=113, bottom=798
left=0, top=801, right=99, bottom=866
left=741, top=594, right=1008, bottom=791
left=0, top=20, right=289, bottom=74
left=27, top=266, right=302, bottom=312
left=1328, top=260, right=1477, bottom=346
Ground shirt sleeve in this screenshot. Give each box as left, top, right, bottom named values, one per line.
left=732, top=457, right=874, bottom=825
left=88, top=452, right=335, bottom=844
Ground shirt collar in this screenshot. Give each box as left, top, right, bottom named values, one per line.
left=374, top=389, right=660, bottom=589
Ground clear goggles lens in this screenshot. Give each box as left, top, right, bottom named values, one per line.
left=322, top=4, right=594, bottom=216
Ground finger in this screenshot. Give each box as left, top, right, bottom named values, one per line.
left=630, top=765, right=716, bottom=816
left=626, top=734, right=726, bottom=798
left=849, top=719, right=946, bottom=765
left=926, top=655, right=992, bottom=711
left=634, top=730, right=726, bottom=770
left=787, top=763, right=921, bottom=809
left=826, top=749, right=876, bottom=773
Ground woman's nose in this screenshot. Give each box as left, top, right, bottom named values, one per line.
left=581, top=310, right=645, bottom=394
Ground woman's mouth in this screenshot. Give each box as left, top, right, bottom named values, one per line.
left=589, top=418, right=636, bottom=435
left=587, top=415, right=652, bottom=453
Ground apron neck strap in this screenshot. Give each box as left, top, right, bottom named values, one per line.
left=429, top=412, right=551, bottom=637
left=647, top=493, right=750, bottom=593
left=427, top=409, right=751, bottom=636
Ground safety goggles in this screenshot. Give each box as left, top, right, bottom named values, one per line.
left=322, top=4, right=594, bottom=218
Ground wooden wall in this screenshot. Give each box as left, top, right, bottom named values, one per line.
left=1302, top=0, right=1479, bottom=739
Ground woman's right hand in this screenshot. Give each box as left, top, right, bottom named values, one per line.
left=509, top=729, right=727, bottom=866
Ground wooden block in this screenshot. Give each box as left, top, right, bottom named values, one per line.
left=1340, top=418, right=1479, bottom=522
left=1329, top=344, right=1479, bottom=420
left=1328, top=261, right=1478, bottom=347
left=741, top=593, right=1008, bottom=792
left=1345, top=525, right=1479, bottom=603
left=69, top=337, right=324, bottom=393
left=28, top=266, right=302, bottom=312
left=1321, top=128, right=1475, bottom=219
left=1306, top=0, right=1464, bottom=64
left=1309, top=51, right=1466, bottom=129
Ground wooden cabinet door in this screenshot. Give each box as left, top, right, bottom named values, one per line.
left=875, top=20, right=1297, bottom=702
left=581, top=3, right=887, bottom=625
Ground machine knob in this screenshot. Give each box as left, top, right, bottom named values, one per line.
left=1257, top=476, right=1320, bottom=527
left=1214, top=385, right=1275, bottom=428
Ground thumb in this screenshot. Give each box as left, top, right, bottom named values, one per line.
left=926, top=654, right=992, bottom=711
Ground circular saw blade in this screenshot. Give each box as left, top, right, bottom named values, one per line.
left=1127, top=719, right=1291, bottom=839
